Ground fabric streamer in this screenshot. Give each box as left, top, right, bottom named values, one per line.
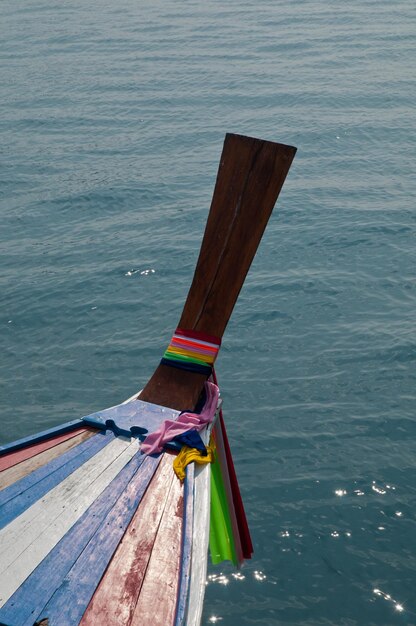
left=173, top=445, right=214, bottom=481
left=172, top=429, right=207, bottom=453
left=217, top=413, right=253, bottom=560
left=142, top=337, right=252, bottom=567
left=160, top=328, right=221, bottom=376
left=208, top=369, right=253, bottom=566
left=140, top=381, right=219, bottom=455
left=209, top=435, right=239, bottom=565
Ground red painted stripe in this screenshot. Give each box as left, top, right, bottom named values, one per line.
left=0, top=430, right=96, bottom=491
left=130, top=460, right=184, bottom=625
left=80, top=454, right=178, bottom=626
left=0, top=428, right=91, bottom=472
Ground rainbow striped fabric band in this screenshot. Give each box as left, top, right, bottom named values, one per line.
left=160, top=328, right=221, bottom=375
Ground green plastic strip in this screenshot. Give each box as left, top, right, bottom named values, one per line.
left=209, top=450, right=238, bottom=566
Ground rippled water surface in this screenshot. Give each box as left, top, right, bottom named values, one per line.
left=1, top=1, right=415, bottom=624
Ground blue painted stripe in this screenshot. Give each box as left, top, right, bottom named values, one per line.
left=33, top=454, right=161, bottom=626
left=0, top=419, right=84, bottom=456
left=174, top=463, right=195, bottom=626
left=0, top=430, right=112, bottom=529
left=0, top=452, right=161, bottom=626
left=0, top=430, right=107, bottom=507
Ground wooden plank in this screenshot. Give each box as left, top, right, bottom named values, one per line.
left=0, top=430, right=112, bottom=528
left=0, top=436, right=139, bottom=608
left=184, top=415, right=217, bottom=625
left=82, top=399, right=180, bottom=439
left=31, top=454, right=161, bottom=626
left=80, top=454, right=174, bottom=626
left=0, top=429, right=94, bottom=491
left=0, top=419, right=84, bottom=456
left=0, top=447, right=153, bottom=626
left=140, top=134, right=296, bottom=411
left=130, top=463, right=184, bottom=626
left=174, top=463, right=194, bottom=626
left=185, top=462, right=211, bottom=626
left=0, top=427, right=91, bottom=472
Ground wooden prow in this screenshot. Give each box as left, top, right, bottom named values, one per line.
left=139, top=133, right=296, bottom=411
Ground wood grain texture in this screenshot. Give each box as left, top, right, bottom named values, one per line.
left=185, top=462, right=211, bottom=626
left=32, top=454, right=160, bottom=626
left=0, top=437, right=139, bottom=608
left=0, top=430, right=94, bottom=491
left=131, top=461, right=184, bottom=626
left=0, top=428, right=91, bottom=472
left=0, top=419, right=84, bottom=456
left=174, top=463, right=194, bottom=626
left=140, top=133, right=296, bottom=411
left=0, top=430, right=112, bottom=528
left=0, top=445, right=152, bottom=626
left=80, top=453, right=174, bottom=626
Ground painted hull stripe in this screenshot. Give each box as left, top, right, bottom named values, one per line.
left=131, top=464, right=184, bottom=626
left=80, top=454, right=174, bottom=626
left=0, top=429, right=109, bottom=508
left=0, top=430, right=95, bottom=492
left=31, top=454, right=161, bottom=626
left=0, top=449, right=154, bottom=626
left=185, top=463, right=211, bottom=626
left=0, top=436, right=140, bottom=607
left=0, top=419, right=84, bottom=456
left=0, top=430, right=113, bottom=527
left=0, top=427, right=91, bottom=472
left=174, top=463, right=194, bottom=626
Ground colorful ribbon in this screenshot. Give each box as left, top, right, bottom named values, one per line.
left=161, top=328, right=221, bottom=375
left=140, top=381, right=219, bottom=455
left=208, top=368, right=253, bottom=566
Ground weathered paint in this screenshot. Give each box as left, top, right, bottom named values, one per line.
left=0, top=429, right=94, bottom=491
left=80, top=453, right=174, bottom=626
left=174, top=463, right=194, bottom=626
left=0, top=428, right=91, bottom=472
left=131, top=458, right=184, bottom=626
left=82, top=399, right=180, bottom=439
left=0, top=436, right=139, bottom=607
left=32, top=454, right=161, bottom=626
left=0, top=419, right=85, bottom=456
left=0, top=430, right=113, bottom=528
left=0, top=445, right=152, bottom=626
left=186, top=462, right=211, bottom=626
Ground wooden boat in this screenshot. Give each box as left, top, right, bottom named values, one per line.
left=0, top=134, right=296, bottom=626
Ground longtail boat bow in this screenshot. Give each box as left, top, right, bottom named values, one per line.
left=0, top=133, right=296, bottom=626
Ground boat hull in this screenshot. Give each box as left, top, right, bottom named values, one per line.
left=0, top=398, right=212, bottom=626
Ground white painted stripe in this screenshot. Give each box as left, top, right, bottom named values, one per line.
left=185, top=410, right=218, bottom=626
left=0, top=436, right=140, bottom=607
left=186, top=462, right=211, bottom=626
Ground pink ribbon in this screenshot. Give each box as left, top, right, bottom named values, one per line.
left=140, top=381, right=219, bottom=455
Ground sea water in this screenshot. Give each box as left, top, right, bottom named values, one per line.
left=1, top=1, right=415, bottom=624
